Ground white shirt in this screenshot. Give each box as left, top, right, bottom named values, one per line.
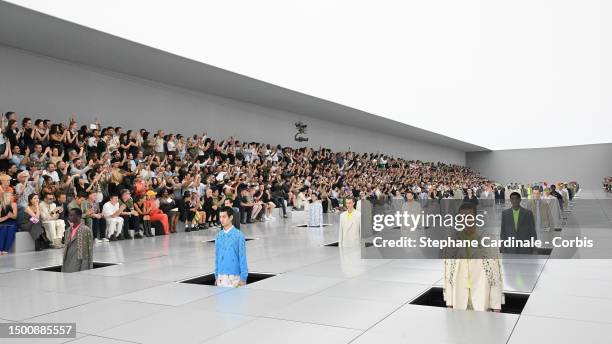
left=43, top=170, right=60, bottom=182
left=102, top=201, right=120, bottom=218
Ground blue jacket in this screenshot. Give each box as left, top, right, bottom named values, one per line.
left=214, top=226, right=248, bottom=281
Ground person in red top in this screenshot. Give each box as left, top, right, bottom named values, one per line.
left=145, top=190, right=169, bottom=235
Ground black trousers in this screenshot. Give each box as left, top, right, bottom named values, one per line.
left=240, top=206, right=253, bottom=223
left=273, top=197, right=286, bottom=216
left=121, top=215, right=141, bottom=235
left=88, top=218, right=104, bottom=239
left=322, top=199, right=329, bottom=213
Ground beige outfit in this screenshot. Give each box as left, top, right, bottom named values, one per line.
left=40, top=201, right=65, bottom=244
left=338, top=210, right=361, bottom=247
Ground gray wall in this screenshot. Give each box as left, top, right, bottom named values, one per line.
left=466, top=143, right=612, bottom=189
left=0, top=45, right=466, bottom=164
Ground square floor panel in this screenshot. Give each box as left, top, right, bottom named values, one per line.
left=319, top=279, right=430, bottom=304
left=244, top=273, right=343, bottom=294
left=267, top=294, right=399, bottom=330
left=182, top=287, right=307, bottom=316
left=508, top=315, right=612, bottom=344
left=203, top=317, right=361, bottom=344
left=114, top=282, right=230, bottom=306
left=0, top=290, right=99, bottom=321
left=361, top=304, right=518, bottom=344
left=97, top=307, right=254, bottom=344
left=26, top=299, right=169, bottom=334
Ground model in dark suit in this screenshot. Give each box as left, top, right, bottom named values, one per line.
left=500, top=192, right=537, bottom=254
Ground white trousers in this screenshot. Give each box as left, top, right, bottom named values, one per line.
left=105, top=217, right=124, bottom=238
left=43, top=220, right=65, bottom=241
left=216, top=274, right=241, bottom=287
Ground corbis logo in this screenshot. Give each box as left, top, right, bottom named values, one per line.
left=294, top=121, right=308, bottom=142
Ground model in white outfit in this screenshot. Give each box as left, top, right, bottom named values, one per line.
left=308, top=197, right=323, bottom=227
left=401, top=193, right=423, bottom=230
left=338, top=198, right=361, bottom=247
left=443, top=204, right=504, bottom=312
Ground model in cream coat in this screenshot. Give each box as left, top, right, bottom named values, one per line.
left=526, top=190, right=554, bottom=230
left=338, top=198, right=361, bottom=247
left=443, top=204, right=504, bottom=312
left=543, top=190, right=562, bottom=229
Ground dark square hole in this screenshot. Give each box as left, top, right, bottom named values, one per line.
left=409, top=287, right=529, bottom=315
left=178, top=272, right=277, bottom=285
left=323, top=241, right=373, bottom=247
left=204, top=238, right=257, bottom=243
left=295, top=224, right=332, bottom=228
left=536, top=248, right=553, bottom=255
left=33, top=262, right=119, bottom=272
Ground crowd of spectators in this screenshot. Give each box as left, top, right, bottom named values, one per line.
left=0, top=111, right=493, bottom=255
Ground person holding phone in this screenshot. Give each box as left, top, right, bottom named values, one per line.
left=39, top=192, right=66, bottom=248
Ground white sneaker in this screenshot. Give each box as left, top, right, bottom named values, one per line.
left=94, top=239, right=102, bottom=243
left=102, top=238, right=110, bottom=242
left=269, top=215, right=276, bottom=220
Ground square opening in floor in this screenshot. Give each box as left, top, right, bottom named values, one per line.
left=409, top=286, right=530, bottom=314
left=178, top=272, right=278, bottom=286
left=204, top=237, right=258, bottom=243
left=295, top=224, right=332, bottom=228
left=32, top=262, right=119, bottom=272
left=323, top=241, right=374, bottom=247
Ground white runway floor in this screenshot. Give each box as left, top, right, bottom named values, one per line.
left=0, top=190, right=611, bottom=343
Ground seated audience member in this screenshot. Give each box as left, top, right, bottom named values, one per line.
left=239, top=188, right=254, bottom=224
left=158, top=188, right=178, bottom=233
left=0, top=192, right=18, bottom=255
left=102, top=194, right=125, bottom=241
left=261, top=185, right=276, bottom=220
left=62, top=208, right=94, bottom=273
left=40, top=192, right=66, bottom=248
left=145, top=190, right=170, bottom=235
left=119, top=189, right=142, bottom=239
left=22, top=194, right=47, bottom=250
left=82, top=191, right=104, bottom=242
left=135, top=195, right=153, bottom=237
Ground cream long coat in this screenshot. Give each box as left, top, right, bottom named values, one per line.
left=338, top=209, right=361, bottom=247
